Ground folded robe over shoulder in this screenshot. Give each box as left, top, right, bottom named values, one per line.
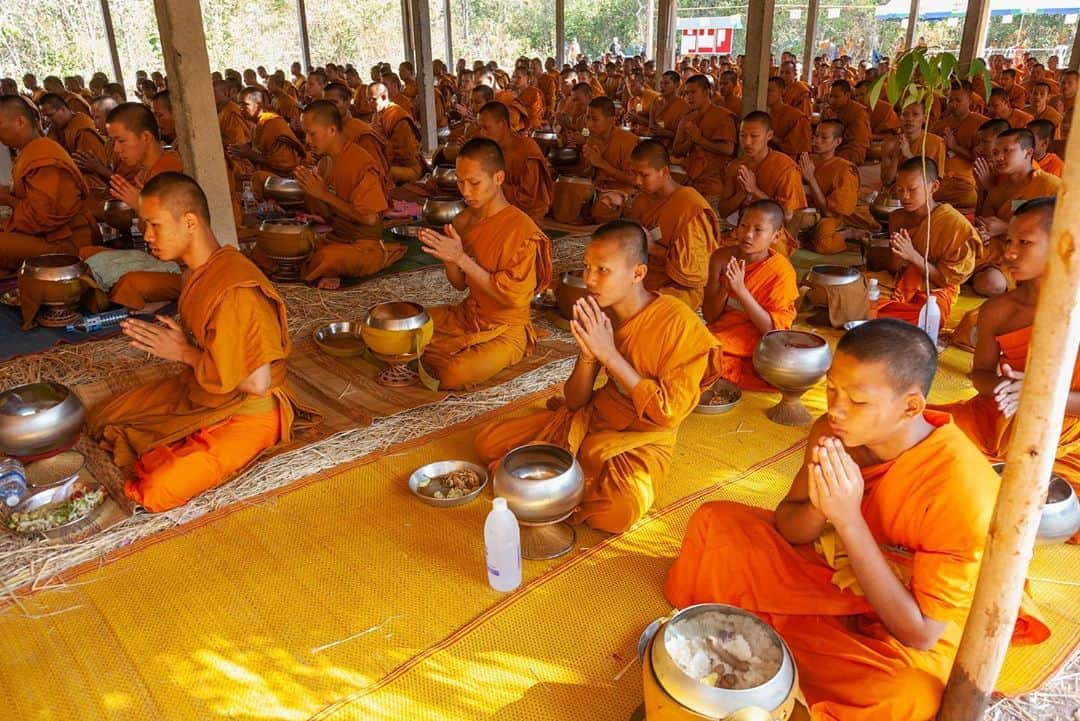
left=499, top=134, right=554, bottom=225
left=2, top=136, right=94, bottom=250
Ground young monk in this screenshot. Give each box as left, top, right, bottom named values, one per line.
left=0, top=95, right=96, bottom=270
left=322, top=82, right=389, bottom=180
left=88, top=172, right=315, bottom=512
left=666, top=318, right=1046, bottom=720
left=877, top=157, right=980, bottom=326
left=579, top=96, right=637, bottom=222
left=881, top=103, right=946, bottom=189
left=476, top=220, right=722, bottom=532
left=931, top=82, right=988, bottom=209
left=987, top=87, right=1034, bottom=130
left=625, top=140, right=721, bottom=310
left=648, top=71, right=691, bottom=148
left=766, top=77, right=812, bottom=156
left=1026, top=82, right=1062, bottom=138
left=854, top=79, right=901, bottom=138
left=415, top=138, right=550, bottom=389
left=703, top=199, right=798, bottom=389
left=1028, top=119, right=1063, bottom=177
left=779, top=61, right=812, bottom=117
left=823, top=80, right=871, bottom=164
left=226, top=87, right=305, bottom=189
left=476, top=101, right=553, bottom=224
left=289, top=101, right=404, bottom=290
left=798, top=120, right=867, bottom=255
left=673, top=74, right=737, bottom=197
left=368, top=82, right=422, bottom=183
left=715, top=112, right=806, bottom=256
left=38, top=94, right=108, bottom=182
left=213, top=77, right=250, bottom=147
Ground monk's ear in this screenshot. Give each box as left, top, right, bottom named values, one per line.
left=929, top=177, right=941, bottom=195
left=493, top=168, right=506, bottom=187
left=903, top=390, right=926, bottom=419
left=633, top=261, right=649, bottom=283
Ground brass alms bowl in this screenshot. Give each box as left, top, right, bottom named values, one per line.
left=555, top=270, right=589, bottom=321
left=422, top=196, right=466, bottom=225
left=263, top=176, right=305, bottom=204
left=102, top=199, right=135, bottom=232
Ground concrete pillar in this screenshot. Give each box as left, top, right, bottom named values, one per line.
left=1070, top=21, right=1080, bottom=70
left=443, top=0, right=453, bottom=68
left=556, top=0, right=566, bottom=67
left=296, top=0, right=312, bottom=71
left=402, top=0, right=416, bottom=66
left=645, top=0, right=656, bottom=60
left=959, top=0, right=991, bottom=71
left=99, top=0, right=124, bottom=88
left=904, top=0, right=919, bottom=52
left=802, top=0, right=819, bottom=83
left=655, top=0, right=678, bottom=77
left=741, top=0, right=775, bottom=116
left=152, top=0, right=237, bottom=246
left=407, top=0, right=438, bottom=152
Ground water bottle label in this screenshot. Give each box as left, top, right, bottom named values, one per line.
left=487, top=566, right=500, bottom=577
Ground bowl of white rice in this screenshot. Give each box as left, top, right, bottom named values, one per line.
left=650, top=604, right=796, bottom=717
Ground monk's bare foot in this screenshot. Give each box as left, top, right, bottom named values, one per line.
left=316, top=277, right=342, bottom=291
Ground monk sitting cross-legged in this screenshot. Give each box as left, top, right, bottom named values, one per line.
left=932, top=197, right=1079, bottom=543
left=880, top=102, right=946, bottom=190
left=930, top=81, right=988, bottom=209
left=88, top=172, right=317, bottom=512
left=797, top=119, right=873, bottom=255
left=289, top=101, right=404, bottom=290
left=822, top=80, right=871, bottom=164
left=703, top=199, right=798, bottom=390
left=416, top=138, right=552, bottom=390
left=624, top=140, right=721, bottom=310
left=476, top=220, right=722, bottom=532
left=37, top=94, right=108, bottom=192
left=476, top=101, right=553, bottom=224
left=665, top=318, right=1046, bottom=721
left=876, top=157, right=979, bottom=327
left=672, top=73, right=737, bottom=198
left=225, top=86, right=305, bottom=190
left=369, top=82, right=423, bottom=183
left=579, top=96, right=637, bottom=222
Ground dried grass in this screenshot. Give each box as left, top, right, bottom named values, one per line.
left=986, top=652, right=1080, bottom=721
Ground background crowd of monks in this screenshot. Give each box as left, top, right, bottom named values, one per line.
left=0, top=41, right=1076, bottom=721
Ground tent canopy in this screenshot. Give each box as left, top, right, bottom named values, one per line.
left=875, top=0, right=1080, bottom=19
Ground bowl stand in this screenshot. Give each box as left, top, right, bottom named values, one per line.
left=765, top=390, right=814, bottom=426
left=38, top=305, right=81, bottom=329
left=263, top=252, right=309, bottom=283
left=370, top=351, right=421, bottom=387
left=519, top=511, right=577, bottom=560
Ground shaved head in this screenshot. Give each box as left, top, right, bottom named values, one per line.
left=106, top=102, right=161, bottom=140
left=479, top=100, right=511, bottom=126
left=301, top=99, right=342, bottom=130
left=898, top=156, right=939, bottom=181
left=837, top=318, right=937, bottom=396
left=819, top=118, right=844, bottom=139
left=1013, top=196, right=1056, bottom=234
left=630, top=139, right=669, bottom=169
left=745, top=199, right=784, bottom=230
left=0, top=94, right=39, bottom=125
left=458, top=137, right=505, bottom=173
left=743, top=110, right=772, bottom=130
left=141, top=171, right=211, bottom=223
left=591, top=220, right=649, bottom=266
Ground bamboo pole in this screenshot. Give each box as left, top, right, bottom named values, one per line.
left=938, top=103, right=1080, bottom=719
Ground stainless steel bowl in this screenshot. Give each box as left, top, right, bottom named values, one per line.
left=695, top=379, right=742, bottom=415
left=530, top=130, right=559, bottom=153
left=753, top=330, right=832, bottom=392
left=556, top=270, right=589, bottom=321
left=432, top=165, right=460, bottom=192
left=263, top=176, right=305, bottom=204
left=313, top=321, right=366, bottom=358
left=870, top=194, right=903, bottom=222
left=0, top=382, right=86, bottom=457
left=19, top=255, right=87, bottom=283
left=423, top=196, right=466, bottom=225
left=365, top=301, right=430, bottom=332
left=102, top=199, right=135, bottom=231
left=437, top=126, right=451, bottom=143
left=806, top=265, right=861, bottom=287
left=493, top=443, right=585, bottom=524
left=650, top=604, right=797, bottom=718
left=992, top=463, right=1080, bottom=544
left=549, top=146, right=581, bottom=167
left=408, top=460, right=488, bottom=508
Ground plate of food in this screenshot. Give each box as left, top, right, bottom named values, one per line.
left=4, top=478, right=108, bottom=539
left=695, top=379, right=742, bottom=415
left=408, top=460, right=488, bottom=507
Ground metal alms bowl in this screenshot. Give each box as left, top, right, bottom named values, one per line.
left=0, top=382, right=86, bottom=457
left=256, top=219, right=315, bottom=258
left=432, top=164, right=460, bottom=192
left=555, top=270, right=589, bottom=320
left=492, top=443, right=584, bottom=525
left=549, top=145, right=581, bottom=167
left=805, top=264, right=861, bottom=287
left=313, top=321, right=366, bottom=358
left=870, top=194, right=903, bottom=222
left=263, top=176, right=305, bottom=204
left=423, top=195, right=466, bottom=225
left=19, top=254, right=87, bottom=284
left=408, top=460, right=488, bottom=508
left=992, top=463, right=1080, bottom=543
left=753, top=330, right=832, bottom=392
left=650, top=604, right=797, bottom=718
left=530, top=129, right=559, bottom=153
left=102, top=199, right=135, bottom=231
left=364, top=301, right=430, bottom=332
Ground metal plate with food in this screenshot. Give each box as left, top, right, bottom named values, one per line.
left=408, top=460, right=488, bottom=507
left=695, top=379, right=742, bottom=415
left=313, top=322, right=366, bottom=358
left=0, top=287, right=19, bottom=306
left=388, top=224, right=425, bottom=239
left=4, top=477, right=108, bottom=539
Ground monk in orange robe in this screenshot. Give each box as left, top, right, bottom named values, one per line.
left=854, top=80, right=901, bottom=137
left=42, top=76, right=91, bottom=115
left=227, top=87, right=305, bottom=191
left=715, top=112, right=807, bottom=256
left=779, top=61, right=813, bottom=117
left=932, top=198, right=1079, bottom=543
left=823, top=80, right=871, bottom=164
left=647, top=71, right=691, bottom=149
left=716, top=70, right=742, bottom=116
left=987, top=87, right=1034, bottom=130
left=766, top=77, right=811, bottom=156
left=931, top=82, right=987, bottom=209
left=703, top=200, right=798, bottom=389
left=536, top=58, right=559, bottom=113
left=88, top=172, right=315, bottom=512
left=369, top=82, right=422, bottom=183
left=625, top=140, right=721, bottom=310
left=580, top=97, right=637, bottom=222
left=476, top=101, right=553, bottom=224
left=1026, top=82, right=1062, bottom=138
left=1028, top=120, right=1063, bottom=177
left=0, top=95, right=96, bottom=270
left=877, top=158, right=979, bottom=326
left=322, top=83, right=390, bottom=181
left=289, top=101, right=404, bottom=290
left=415, top=139, right=550, bottom=389
left=666, top=318, right=1048, bottom=721
left=476, top=221, right=722, bottom=532
left=1051, top=69, right=1076, bottom=138
left=267, top=74, right=301, bottom=127
left=972, top=128, right=1061, bottom=297
left=673, top=74, right=737, bottom=197
left=1000, top=69, right=1028, bottom=108
left=39, top=95, right=107, bottom=184
left=798, top=119, right=870, bottom=254
left=212, top=77, right=250, bottom=148
left=881, top=103, right=946, bottom=189
left=508, top=67, right=546, bottom=131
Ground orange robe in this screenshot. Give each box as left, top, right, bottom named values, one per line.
left=499, top=134, right=554, bottom=225
left=665, top=411, right=1048, bottom=721
left=217, top=101, right=250, bottom=146
left=783, top=80, right=813, bottom=117
left=58, top=113, right=107, bottom=185
left=271, top=92, right=301, bottom=124
left=829, top=102, right=871, bottom=164
left=975, top=168, right=1062, bottom=285
left=249, top=111, right=305, bottom=176
left=707, top=249, right=798, bottom=389
left=682, top=104, right=737, bottom=196
left=651, top=95, right=691, bottom=148
left=809, top=155, right=861, bottom=254
left=716, top=150, right=807, bottom=256
left=301, top=141, right=405, bottom=283
left=1006, top=84, right=1028, bottom=109
left=869, top=100, right=901, bottom=135
left=628, top=186, right=721, bottom=309
left=931, top=111, right=987, bottom=208
left=342, top=116, right=391, bottom=183
left=1005, top=107, right=1035, bottom=129
left=376, top=103, right=422, bottom=181
left=585, top=126, right=637, bottom=222
left=61, top=91, right=91, bottom=115
left=902, top=132, right=947, bottom=184
left=425, top=206, right=551, bottom=389
left=0, top=137, right=94, bottom=269
left=538, top=72, right=559, bottom=112
left=717, top=93, right=742, bottom=117
left=493, top=90, right=530, bottom=133
left=87, top=247, right=316, bottom=512
left=516, top=86, right=546, bottom=131
left=768, top=102, right=812, bottom=156
left=878, top=203, right=979, bottom=324
left=1028, top=105, right=1063, bottom=138
left=475, top=295, right=723, bottom=532
left=1036, top=152, right=1064, bottom=177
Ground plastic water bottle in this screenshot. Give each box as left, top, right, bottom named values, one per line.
left=918, top=296, right=942, bottom=343
left=484, top=497, right=521, bottom=592
left=866, top=278, right=880, bottom=320
left=66, top=308, right=132, bottom=333
left=0, top=458, right=27, bottom=508
left=241, top=180, right=259, bottom=228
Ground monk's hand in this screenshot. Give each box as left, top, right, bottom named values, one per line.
left=813, top=437, right=865, bottom=528
left=418, top=225, right=466, bottom=265
left=994, top=363, right=1025, bottom=419
left=581, top=142, right=602, bottom=167
left=796, top=152, right=815, bottom=181
left=121, top=316, right=195, bottom=365
left=889, top=229, right=919, bottom=264
left=979, top=215, right=1008, bottom=239
left=943, top=127, right=958, bottom=152
left=897, top=134, right=913, bottom=159
left=724, top=257, right=748, bottom=298
left=737, top=165, right=760, bottom=198
left=227, top=143, right=256, bottom=161
left=571, top=295, right=615, bottom=365
left=972, top=157, right=994, bottom=189
left=109, top=174, right=141, bottom=209
left=73, top=151, right=109, bottom=177
left=294, top=165, right=328, bottom=200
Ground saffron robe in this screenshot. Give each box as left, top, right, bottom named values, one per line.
left=869, top=100, right=901, bottom=135
left=664, top=412, right=1047, bottom=721
left=682, top=104, right=738, bottom=196
left=1005, top=107, right=1035, bottom=129
left=627, top=185, right=722, bottom=310
left=716, top=150, right=807, bottom=256
left=376, top=103, right=422, bottom=182
left=1028, top=105, right=1063, bottom=138
left=1036, top=152, right=1064, bottom=177
left=974, top=168, right=1061, bottom=286
left=931, top=111, right=987, bottom=208
left=809, top=155, right=862, bottom=255
left=475, top=295, right=723, bottom=532
left=249, top=112, right=305, bottom=176
left=768, top=102, right=812, bottom=156
left=651, top=95, right=691, bottom=148
left=499, top=134, right=554, bottom=225
left=828, top=102, right=872, bottom=164
left=217, top=101, right=250, bottom=147
left=425, top=205, right=551, bottom=389
left=783, top=80, right=813, bottom=117
left=88, top=247, right=317, bottom=512
left=585, top=126, right=638, bottom=222
left=57, top=112, right=108, bottom=191
left=342, top=116, right=391, bottom=183
left=707, top=249, right=798, bottom=389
